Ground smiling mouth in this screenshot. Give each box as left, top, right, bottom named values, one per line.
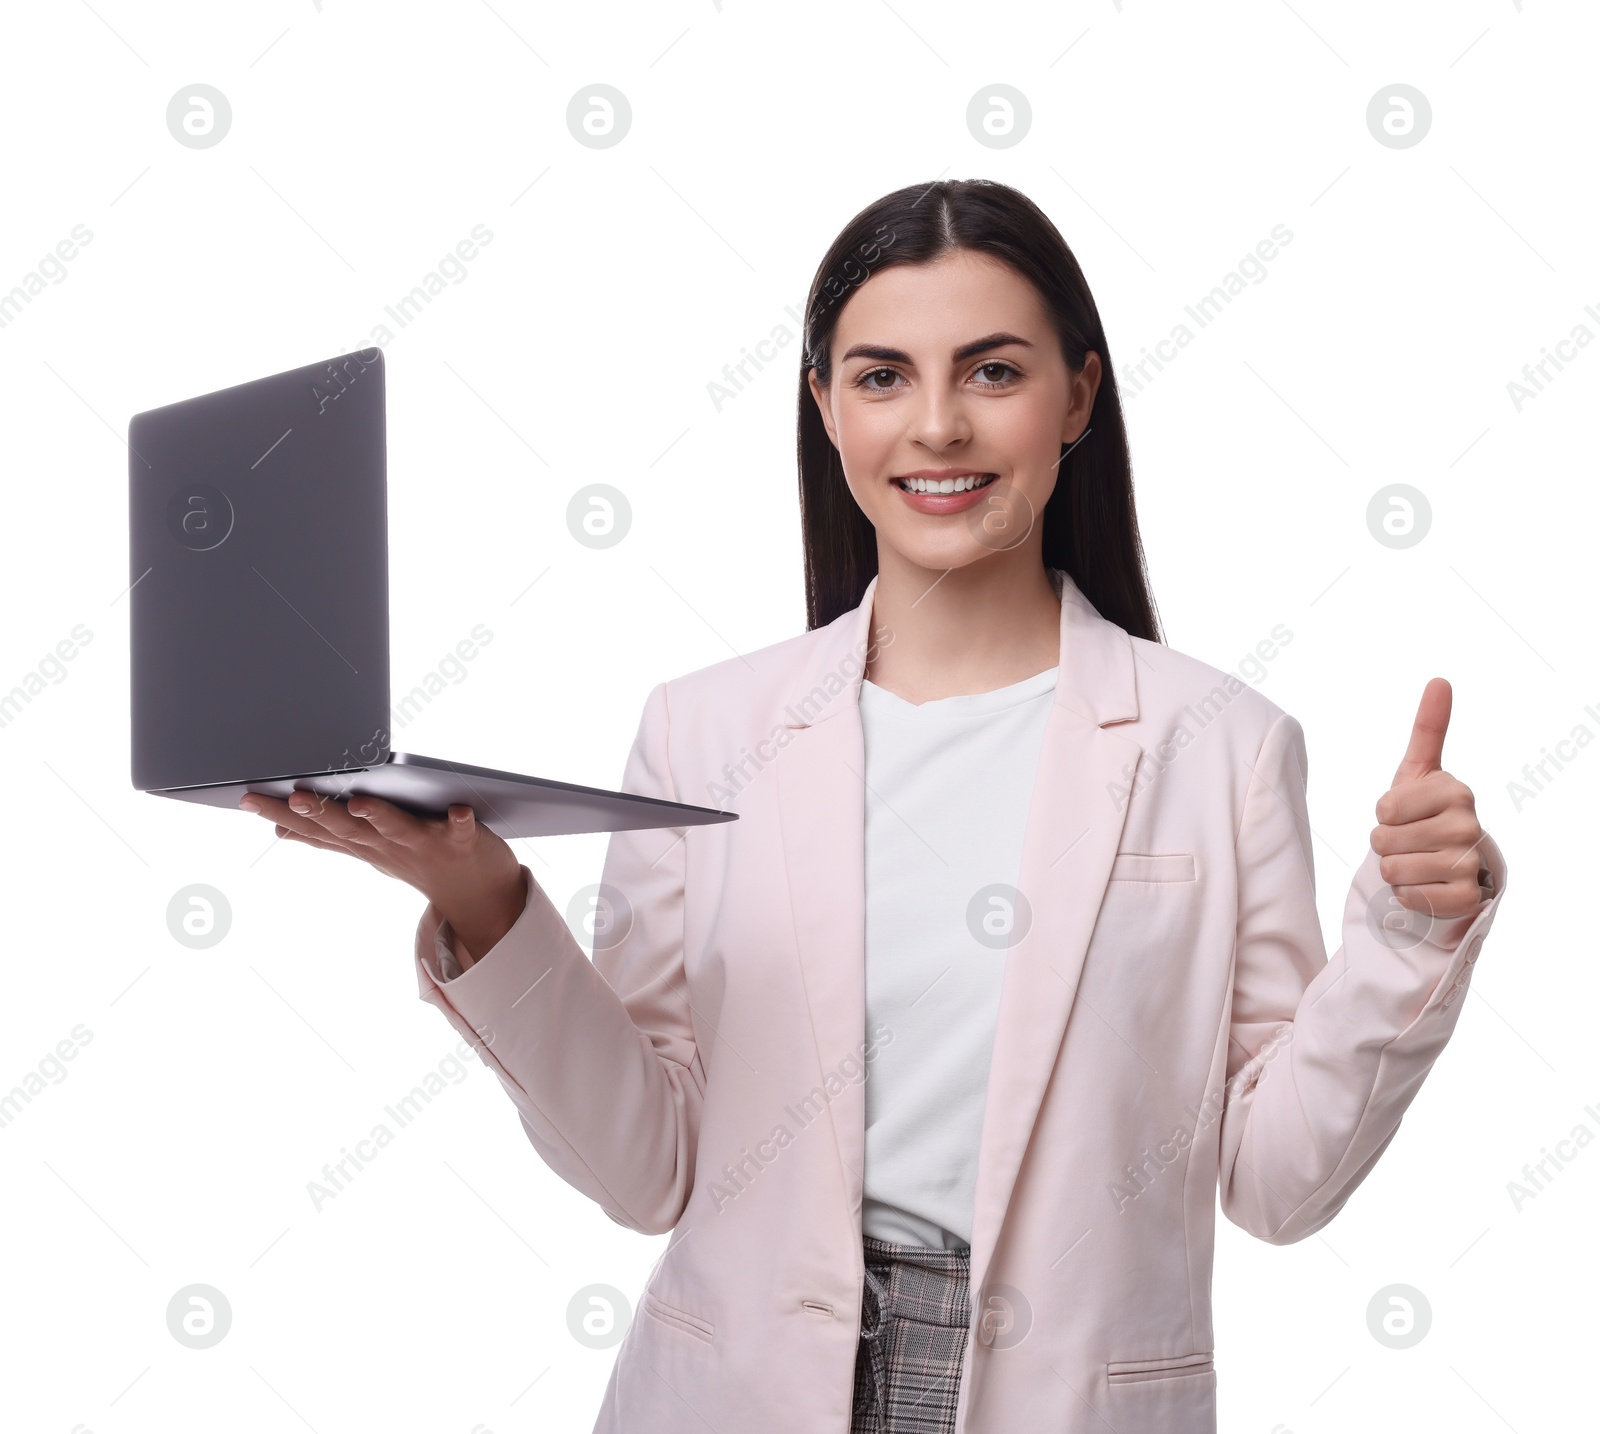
left=892, top=472, right=999, bottom=495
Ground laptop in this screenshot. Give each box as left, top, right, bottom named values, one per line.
left=128, top=347, right=736, bottom=839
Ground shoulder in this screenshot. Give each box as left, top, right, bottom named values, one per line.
left=1127, top=633, right=1296, bottom=755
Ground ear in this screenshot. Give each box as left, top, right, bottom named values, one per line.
left=1062, top=350, right=1102, bottom=445
left=807, top=367, right=840, bottom=450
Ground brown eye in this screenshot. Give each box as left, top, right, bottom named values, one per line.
left=974, top=361, right=1018, bottom=386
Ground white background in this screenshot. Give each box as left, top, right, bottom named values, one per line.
left=0, top=1, right=1591, bottom=1430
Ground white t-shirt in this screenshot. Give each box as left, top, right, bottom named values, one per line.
left=858, top=664, right=1059, bottom=1249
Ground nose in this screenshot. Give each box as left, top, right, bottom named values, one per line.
left=902, top=382, right=972, bottom=459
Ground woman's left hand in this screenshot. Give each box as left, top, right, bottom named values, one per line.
left=1370, top=677, right=1487, bottom=920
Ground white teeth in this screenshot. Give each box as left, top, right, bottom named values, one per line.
left=899, top=473, right=995, bottom=494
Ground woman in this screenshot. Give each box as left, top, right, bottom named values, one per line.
left=241, top=180, right=1507, bottom=1433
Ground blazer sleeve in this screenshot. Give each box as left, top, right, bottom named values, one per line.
left=1216, top=710, right=1508, bottom=1244
left=411, top=681, right=704, bottom=1235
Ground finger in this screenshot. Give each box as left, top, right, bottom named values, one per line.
left=344, top=794, right=429, bottom=847
left=1369, top=807, right=1480, bottom=856
left=1392, top=677, right=1451, bottom=787
left=244, top=792, right=363, bottom=847
left=445, top=804, right=479, bottom=846
left=1377, top=849, right=1472, bottom=888
left=241, top=792, right=309, bottom=827
left=1391, top=881, right=1481, bottom=920
left=284, top=790, right=382, bottom=845
left=1445, top=831, right=1490, bottom=877
left=1375, top=770, right=1469, bottom=825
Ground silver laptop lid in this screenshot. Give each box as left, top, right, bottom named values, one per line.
left=129, top=348, right=390, bottom=791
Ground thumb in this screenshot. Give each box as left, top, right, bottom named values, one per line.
left=1391, top=677, right=1452, bottom=787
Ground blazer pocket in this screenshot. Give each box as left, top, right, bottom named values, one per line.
left=1107, top=1350, right=1214, bottom=1384
left=642, top=1291, right=715, bottom=1344
left=1109, top=852, right=1196, bottom=883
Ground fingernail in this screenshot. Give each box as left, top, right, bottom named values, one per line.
left=240, top=798, right=258, bottom=813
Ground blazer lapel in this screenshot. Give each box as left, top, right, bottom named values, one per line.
left=774, top=581, right=881, bottom=1234
left=774, top=571, right=1143, bottom=1289
left=967, top=573, right=1143, bottom=1297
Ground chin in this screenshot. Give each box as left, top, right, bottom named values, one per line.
left=879, top=528, right=999, bottom=573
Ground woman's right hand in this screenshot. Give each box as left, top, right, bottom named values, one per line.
left=238, top=791, right=527, bottom=967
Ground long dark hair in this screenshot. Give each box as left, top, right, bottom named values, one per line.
left=797, top=178, right=1163, bottom=644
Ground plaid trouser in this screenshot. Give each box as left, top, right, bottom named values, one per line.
left=850, top=1236, right=972, bottom=1434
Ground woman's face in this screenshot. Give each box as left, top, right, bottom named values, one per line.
left=807, top=249, right=1100, bottom=575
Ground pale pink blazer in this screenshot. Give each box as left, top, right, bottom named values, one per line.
left=414, top=569, right=1507, bottom=1433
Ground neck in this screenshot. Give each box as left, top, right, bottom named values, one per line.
left=865, top=543, right=1063, bottom=704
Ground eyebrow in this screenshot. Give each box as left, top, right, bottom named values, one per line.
left=837, top=331, right=1035, bottom=365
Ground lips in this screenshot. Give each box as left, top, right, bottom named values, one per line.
left=891, top=471, right=1000, bottom=515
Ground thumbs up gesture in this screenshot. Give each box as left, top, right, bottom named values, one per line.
left=1370, top=678, right=1487, bottom=919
